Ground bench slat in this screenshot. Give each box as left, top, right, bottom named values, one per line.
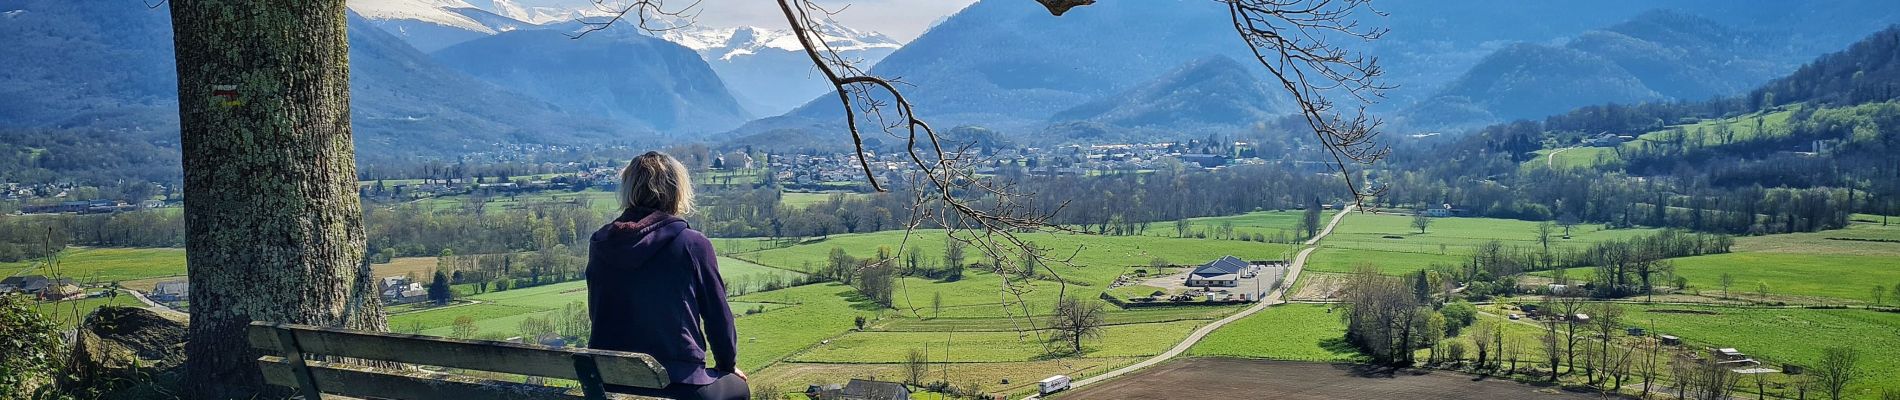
left=258, top=357, right=658, bottom=400
left=247, top=323, right=669, bottom=389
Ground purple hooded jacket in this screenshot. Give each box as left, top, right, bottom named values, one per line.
left=587, top=208, right=738, bottom=385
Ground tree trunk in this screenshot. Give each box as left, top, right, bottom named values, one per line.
left=170, top=1, right=382, bottom=397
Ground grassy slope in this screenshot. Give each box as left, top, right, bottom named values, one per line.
left=1528, top=107, right=1798, bottom=170
left=1630, top=305, right=1900, bottom=397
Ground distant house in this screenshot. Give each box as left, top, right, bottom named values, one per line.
left=379, top=276, right=411, bottom=299
left=41, top=283, right=86, bottom=301
left=1186, top=256, right=1252, bottom=288
left=1587, top=132, right=1636, bottom=147
left=153, top=280, right=189, bottom=302
left=809, top=379, right=910, bottom=400
left=4, top=275, right=56, bottom=295
left=1177, top=154, right=1230, bottom=168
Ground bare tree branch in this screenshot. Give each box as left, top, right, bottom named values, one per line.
left=1224, top=0, right=1393, bottom=204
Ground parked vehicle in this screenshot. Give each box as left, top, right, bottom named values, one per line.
left=1039, top=375, right=1072, bottom=395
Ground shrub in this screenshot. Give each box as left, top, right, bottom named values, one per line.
left=0, top=294, right=65, bottom=394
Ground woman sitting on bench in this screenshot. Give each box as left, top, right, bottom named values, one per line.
left=588, top=151, right=749, bottom=400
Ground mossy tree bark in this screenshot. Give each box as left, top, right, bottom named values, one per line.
left=169, top=1, right=384, bottom=397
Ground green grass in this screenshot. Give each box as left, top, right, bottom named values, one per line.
left=1104, top=284, right=1172, bottom=301
left=717, top=256, right=807, bottom=282
left=1307, top=214, right=1659, bottom=275
left=879, top=306, right=1237, bottom=332
left=1537, top=146, right=1617, bottom=170
left=1628, top=305, right=1900, bottom=397
left=2, top=247, right=186, bottom=284
left=779, top=191, right=869, bottom=209
left=410, top=189, right=621, bottom=214
left=31, top=294, right=143, bottom=328
left=1668, top=252, right=1900, bottom=303
left=1525, top=107, right=1799, bottom=170
left=1534, top=221, right=1900, bottom=302
left=729, top=283, right=873, bottom=370
left=1138, top=210, right=1335, bottom=240
left=733, top=230, right=1296, bottom=291
left=1188, top=303, right=1362, bottom=362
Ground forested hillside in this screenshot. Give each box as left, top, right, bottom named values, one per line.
left=1382, top=26, right=1900, bottom=234
left=1403, top=11, right=1783, bottom=131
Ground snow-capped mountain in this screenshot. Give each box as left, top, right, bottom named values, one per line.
left=348, top=0, right=534, bottom=52
left=463, top=0, right=604, bottom=25
left=348, top=0, right=907, bottom=117
left=663, top=24, right=902, bottom=62
left=660, top=23, right=904, bottom=116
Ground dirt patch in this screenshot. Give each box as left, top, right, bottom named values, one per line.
left=757, top=358, right=1140, bottom=398
left=1290, top=272, right=1348, bottom=301
left=1059, top=358, right=1596, bottom=400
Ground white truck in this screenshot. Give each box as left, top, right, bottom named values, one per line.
left=1038, top=375, right=1072, bottom=395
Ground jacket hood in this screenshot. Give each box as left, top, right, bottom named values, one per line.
left=591, top=208, right=689, bottom=263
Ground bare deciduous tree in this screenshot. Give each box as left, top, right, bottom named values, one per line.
left=1815, top=346, right=1862, bottom=400
left=1047, top=296, right=1105, bottom=354
left=905, top=348, right=928, bottom=386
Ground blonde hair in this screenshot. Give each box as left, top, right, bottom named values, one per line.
left=617, top=151, right=695, bottom=215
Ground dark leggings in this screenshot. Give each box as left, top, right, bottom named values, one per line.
left=608, top=373, right=750, bottom=400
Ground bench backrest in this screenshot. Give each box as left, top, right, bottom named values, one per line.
left=247, top=322, right=669, bottom=400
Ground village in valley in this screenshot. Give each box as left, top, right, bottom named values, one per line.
left=7, top=1, right=1900, bottom=399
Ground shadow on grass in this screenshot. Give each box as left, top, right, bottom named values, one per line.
left=832, top=288, right=888, bottom=312
left=1317, top=337, right=1366, bottom=359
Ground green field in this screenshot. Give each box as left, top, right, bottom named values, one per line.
left=1307, top=213, right=1659, bottom=275
left=779, top=191, right=869, bottom=209
left=409, top=189, right=621, bottom=214
left=1629, top=305, right=1900, bottom=397
left=1535, top=221, right=1900, bottom=302
left=1528, top=107, right=1798, bottom=170
left=732, top=229, right=1297, bottom=292
left=1188, top=303, right=1361, bottom=362
left=2, top=247, right=186, bottom=284
left=31, top=293, right=143, bottom=328
left=1137, top=210, right=1335, bottom=240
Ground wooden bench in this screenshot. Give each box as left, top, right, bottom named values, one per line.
left=247, top=322, right=670, bottom=400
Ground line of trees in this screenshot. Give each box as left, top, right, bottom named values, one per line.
left=691, top=162, right=1345, bottom=239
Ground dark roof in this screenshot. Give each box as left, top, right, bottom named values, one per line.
left=4, top=275, right=51, bottom=290
left=841, top=379, right=909, bottom=400
left=1191, top=256, right=1248, bottom=277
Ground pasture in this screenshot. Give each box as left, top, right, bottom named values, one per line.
left=1188, top=303, right=1361, bottom=362
left=1534, top=220, right=1900, bottom=303
left=31, top=293, right=142, bottom=328
left=1529, top=107, right=1797, bottom=170
left=1136, top=210, right=1336, bottom=240
left=2, top=247, right=186, bottom=284
left=1306, top=213, right=1658, bottom=275
left=1627, top=305, right=1900, bottom=397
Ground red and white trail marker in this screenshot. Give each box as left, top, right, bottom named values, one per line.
left=212, top=84, right=240, bottom=107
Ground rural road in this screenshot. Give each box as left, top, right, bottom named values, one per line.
left=1546, top=146, right=1574, bottom=167
left=127, top=289, right=189, bottom=320
left=1028, top=205, right=1355, bottom=399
